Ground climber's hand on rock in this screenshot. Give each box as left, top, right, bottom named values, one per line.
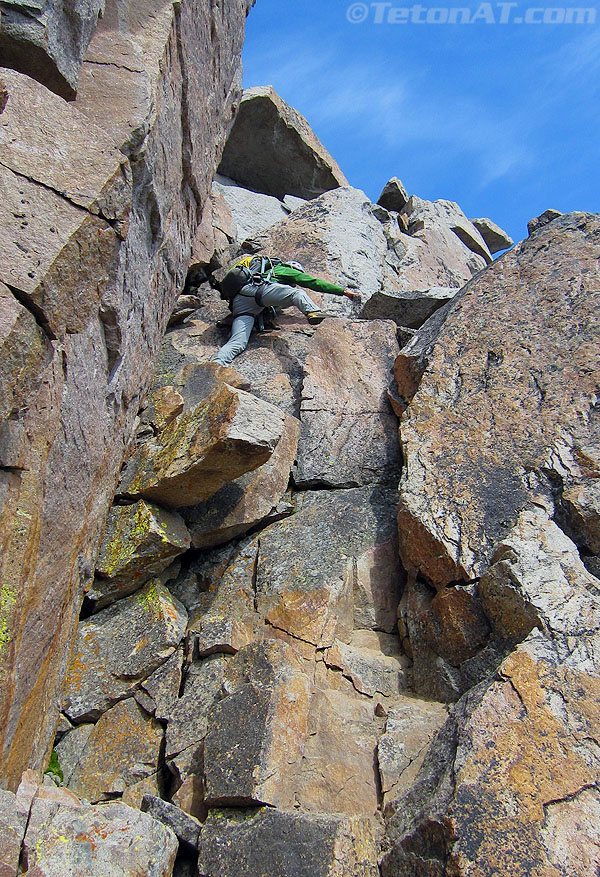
left=344, top=289, right=360, bottom=301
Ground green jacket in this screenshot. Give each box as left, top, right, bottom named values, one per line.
left=272, top=263, right=346, bottom=296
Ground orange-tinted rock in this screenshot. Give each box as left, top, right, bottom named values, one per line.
left=63, top=580, right=187, bottom=721
left=204, top=640, right=311, bottom=808
left=295, top=319, right=401, bottom=487
left=0, top=0, right=252, bottom=785
left=184, top=412, right=299, bottom=548
left=91, top=500, right=191, bottom=607
left=118, top=383, right=285, bottom=508
left=198, top=808, right=379, bottom=877
left=59, top=698, right=163, bottom=803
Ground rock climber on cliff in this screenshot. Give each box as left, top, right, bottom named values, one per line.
left=213, top=255, right=360, bottom=367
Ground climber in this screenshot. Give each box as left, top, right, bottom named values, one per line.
left=213, top=256, right=360, bottom=367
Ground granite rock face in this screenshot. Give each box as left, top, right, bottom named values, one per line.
left=0, top=0, right=104, bottom=98
left=118, top=383, right=286, bottom=508
left=397, top=212, right=600, bottom=587
left=0, top=774, right=178, bottom=876
left=91, top=500, right=191, bottom=607
left=218, top=85, right=348, bottom=200
left=0, top=0, right=252, bottom=786
left=63, top=580, right=187, bottom=721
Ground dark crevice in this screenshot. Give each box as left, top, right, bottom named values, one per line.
left=5, top=282, right=56, bottom=340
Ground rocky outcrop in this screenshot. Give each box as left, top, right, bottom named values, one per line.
left=470, top=216, right=513, bottom=253
left=397, top=212, right=600, bottom=588
left=377, top=176, right=409, bottom=213
left=218, top=85, right=348, bottom=200
left=0, top=0, right=104, bottom=98
left=0, top=772, right=178, bottom=875
left=0, top=0, right=252, bottom=785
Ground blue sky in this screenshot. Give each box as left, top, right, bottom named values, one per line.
left=242, top=0, right=599, bottom=245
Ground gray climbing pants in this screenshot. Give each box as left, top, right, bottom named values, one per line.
left=213, top=280, right=318, bottom=366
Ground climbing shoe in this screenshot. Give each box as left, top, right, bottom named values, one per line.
left=306, top=310, right=326, bottom=325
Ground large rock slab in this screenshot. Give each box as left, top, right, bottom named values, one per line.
left=22, top=785, right=177, bottom=876
left=359, top=286, right=457, bottom=329
left=377, top=177, right=409, bottom=213
left=213, top=174, right=289, bottom=244
left=295, top=319, right=401, bottom=487
left=256, top=487, right=402, bottom=648
left=397, top=212, right=600, bottom=587
left=377, top=695, right=448, bottom=809
left=91, top=500, right=191, bottom=607
left=63, top=579, right=187, bottom=721
left=402, top=196, right=493, bottom=264
left=218, top=85, right=348, bottom=201
left=165, top=655, right=227, bottom=760
left=58, top=697, right=163, bottom=803
left=382, top=635, right=600, bottom=876
left=198, top=807, right=379, bottom=877
left=295, top=687, right=381, bottom=817
left=0, top=786, right=28, bottom=875
left=182, top=537, right=259, bottom=657
left=470, top=217, right=514, bottom=253
left=0, top=0, right=103, bottom=98
left=0, top=0, right=252, bottom=785
left=118, top=382, right=285, bottom=508
left=247, top=187, right=388, bottom=313
left=204, top=640, right=311, bottom=808
left=183, top=412, right=299, bottom=548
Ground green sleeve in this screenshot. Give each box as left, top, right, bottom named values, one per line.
left=273, top=264, right=346, bottom=296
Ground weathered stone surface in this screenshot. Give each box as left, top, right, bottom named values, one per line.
left=0, top=281, right=49, bottom=424
left=218, top=85, right=348, bottom=201
left=325, top=632, right=409, bottom=698
left=165, top=655, right=227, bottom=760
left=118, top=383, right=285, bottom=508
left=377, top=695, right=448, bottom=808
left=382, top=636, right=600, bottom=876
left=91, top=500, right=191, bottom=607
left=140, top=648, right=184, bottom=721
left=0, top=161, right=122, bottom=337
left=470, top=217, right=514, bottom=253
left=63, top=580, right=187, bottom=721
left=198, top=807, right=379, bottom=877
left=0, top=787, right=27, bottom=875
left=353, top=536, right=404, bottom=634
left=359, top=286, right=457, bottom=329
left=247, top=187, right=387, bottom=312
left=377, top=177, right=409, bottom=213
left=0, top=68, right=131, bottom=220
left=256, top=487, right=401, bottom=648
left=397, top=212, right=600, bottom=587
left=294, top=319, right=400, bottom=487
left=204, top=640, right=311, bottom=808
left=402, top=196, right=493, bottom=264
left=528, top=208, right=563, bottom=235
left=142, top=795, right=201, bottom=851
left=0, top=0, right=103, bottom=98
left=184, top=538, right=258, bottom=657
left=296, top=687, right=381, bottom=817
left=0, top=0, right=251, bottom=785
left=213, top=174, right=288, bottom=243
left=479, top=508, right=600, bottom=657
left=22, top=788, right=177, bottom=876
left=392, top=303, right=453, bottom=409
left=59, top=698, right=163, bottom=803
left=184, top=412, right=299, bottom=548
